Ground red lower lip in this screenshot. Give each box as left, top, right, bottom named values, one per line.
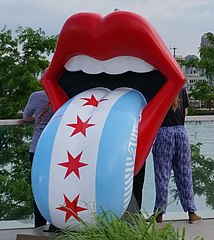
left=41, top=11, right=185, bottom=174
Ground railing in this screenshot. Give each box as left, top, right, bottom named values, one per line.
left=0, top=117, right=214, bottom=229
left=1, top=115, right=214, bottom=126
left=0, top=119, right=30, bottom=125
left=186, top=115, right=214, bottom=122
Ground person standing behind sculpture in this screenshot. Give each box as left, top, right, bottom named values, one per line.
left=23, top=89, right=53, bottom=228
left=151, top=87, right=202, bottom=224
left=132, top=164, right=146, bottom=211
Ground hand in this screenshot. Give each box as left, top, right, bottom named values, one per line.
left=22, top=114, right=35, bottom=123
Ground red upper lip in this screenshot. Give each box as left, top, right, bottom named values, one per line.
left=41, top=11, right=185, bottom=174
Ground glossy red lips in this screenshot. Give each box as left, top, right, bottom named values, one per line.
left=41, top=11, right=185, bottom=174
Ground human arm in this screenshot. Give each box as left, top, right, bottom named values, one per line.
left=22, top=114, right=35, bottom=122
left=22, top=92, right=36, bottom=123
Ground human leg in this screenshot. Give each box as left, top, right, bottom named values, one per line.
left=29, top=152, right=47, bottom=228
left=172, top=127, right=197, bottom=213
left=133, top=162, right=146, bottom=210
left=152, top=127, right=175, bottom=215
left=172, top=126, right=201, bottom=223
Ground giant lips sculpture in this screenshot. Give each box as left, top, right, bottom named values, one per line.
left=32, top=11, right=185, bottom=229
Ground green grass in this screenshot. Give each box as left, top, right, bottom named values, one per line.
left=52, top=212, right=204, bottom=240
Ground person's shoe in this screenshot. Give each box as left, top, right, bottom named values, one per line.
left=146, top=214, right=163, bottom=223
left=43, top=224, right=59, bottom=232
left=156, top=214, right=163, bottom=223
left=188, top=212, right=202, bottom=224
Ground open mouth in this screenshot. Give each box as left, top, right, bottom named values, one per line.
left=36, top=11, right=185, bottom=228
left=42, top=11, right=184, bottom=174
left=59, top=55, right=166, bottom=103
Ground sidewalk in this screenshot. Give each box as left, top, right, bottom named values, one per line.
left=161, top=218, right=214, bottom=240
left=1, top=219, right=214, bottom=240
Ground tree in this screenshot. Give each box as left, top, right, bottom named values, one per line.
left=0, top=26, right=57, bottom=220
left=170, top=142, right=214, bottom=210
left=189, top=81, right=214, bottom=109
left=199, top=32, right=214, bottom=85
left=0, top=26, right=57, bottom=119
left=0, top=125, right=33, bottom=220
left=183, top=57, right=200, bottom=69
left=191, top=143, right=214, bottom=209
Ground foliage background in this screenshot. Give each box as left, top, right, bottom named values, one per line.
left=0, top=26, right=57, bottom=220
left=0, top=27, right=213, bottom=221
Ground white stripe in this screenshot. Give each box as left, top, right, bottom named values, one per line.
left=49, top=88, right=132, bottom=227
left=124, top=187, right=133, bottom=198
left=124, top=180, right=134, bottom=192
left=123, top=122, right=138, bottom=212
left=125, top=166, right=135, bottom=173
left=125, top=161, right=135, bottom=167
left=124, top=173, right=133, bottom=185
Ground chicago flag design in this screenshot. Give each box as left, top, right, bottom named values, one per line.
left=32, top=87, right=147, bottom=229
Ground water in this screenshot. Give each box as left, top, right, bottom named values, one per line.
left=142, top=120, right=214, bottom=220
left=0, top=120, right=213, bottom=228
left=186, top=121, right=214, bottom=159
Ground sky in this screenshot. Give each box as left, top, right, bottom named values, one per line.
left=0, top=0, right=213, bottom=57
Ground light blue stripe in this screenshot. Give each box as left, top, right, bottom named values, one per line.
left=96, top=90, right=147, bottom=217
left=32, top=98, right=74, bottom=223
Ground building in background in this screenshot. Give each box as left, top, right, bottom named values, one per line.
left=173, top=33, right=211, bottom=107
left=173, top=32, right=211, bottom=89
left=183, top=55, right=207, bottom=91
left=201, top=32, right=213, bottom=48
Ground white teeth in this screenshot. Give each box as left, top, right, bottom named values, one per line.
left=65, top=55, right=155, bottom=74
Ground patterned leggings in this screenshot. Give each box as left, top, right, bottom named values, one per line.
left=152, top=125, right=197, bottom=214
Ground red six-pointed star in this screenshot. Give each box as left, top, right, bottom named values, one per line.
left=81, top=94, right=108, bottom=107
left=56, top=194, right=87, bottom=222
left=66, top=115, right=95, bottom=137
left=58, top=151, right=88, bottom=179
